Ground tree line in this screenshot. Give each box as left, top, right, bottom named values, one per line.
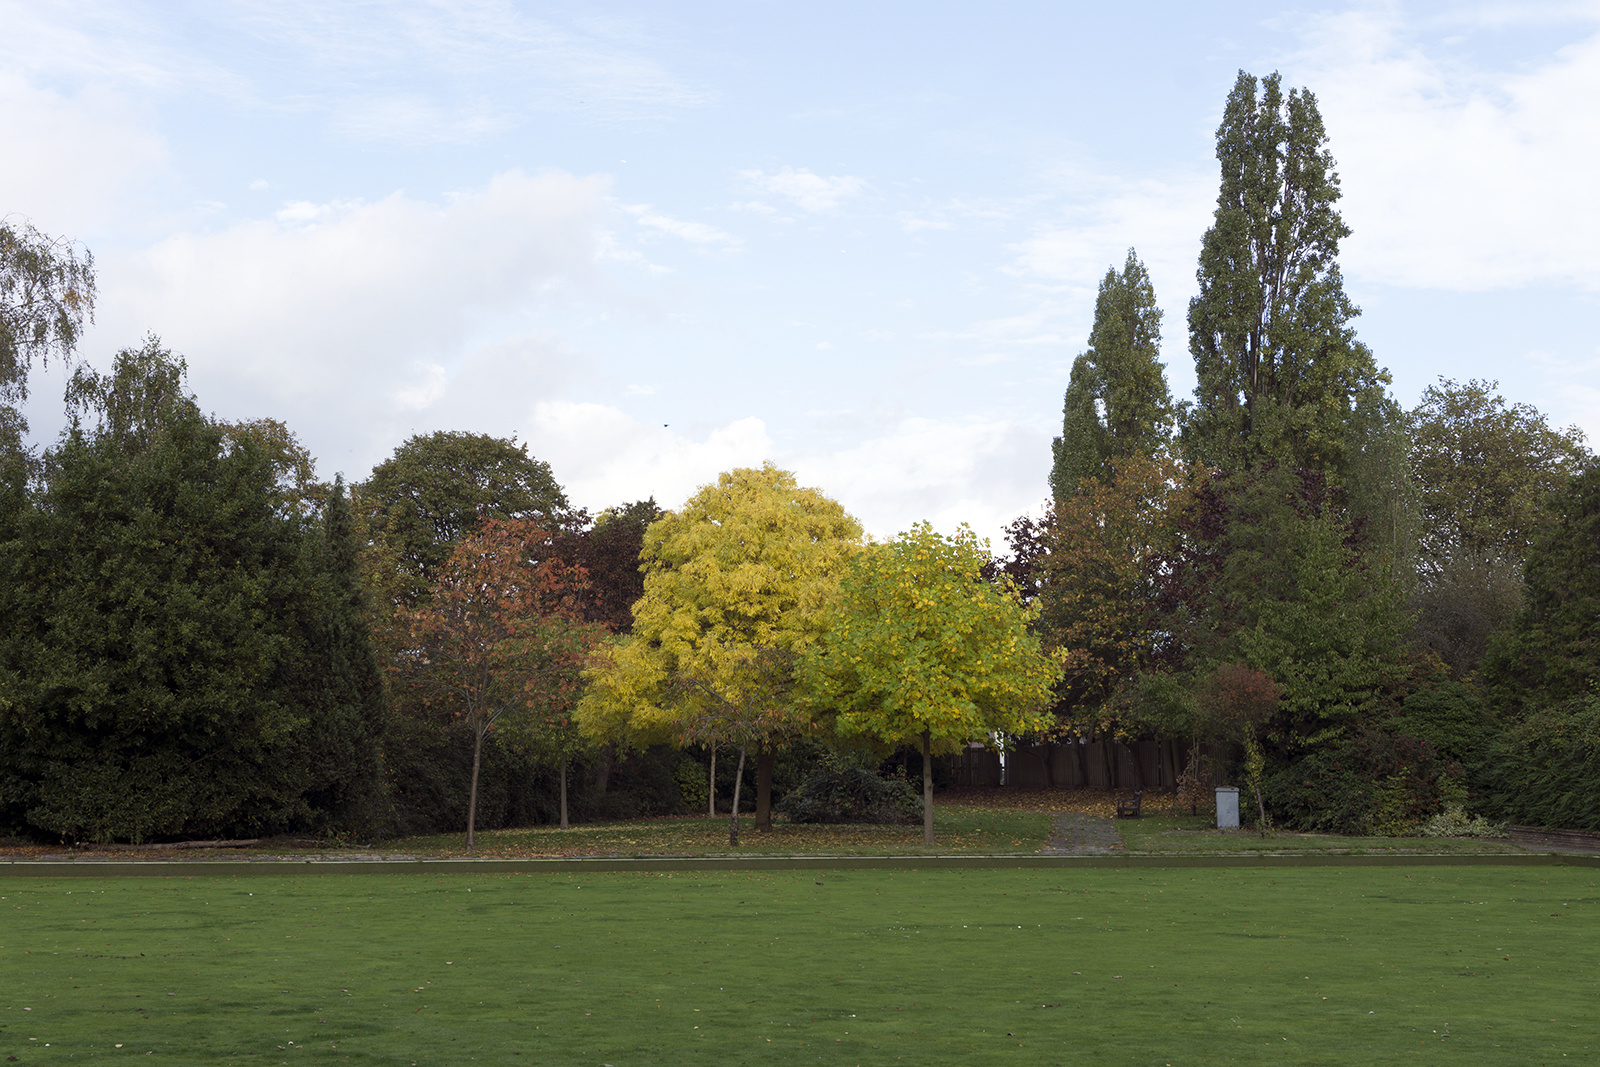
left=1015, top=71, right=1596, bottom=834
left=1, top=69, right=1595, bottom=846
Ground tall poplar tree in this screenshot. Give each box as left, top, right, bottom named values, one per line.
left=1050, top=249, right=1172, bottom=500
left=1184, top=71, right=1388, bottom=475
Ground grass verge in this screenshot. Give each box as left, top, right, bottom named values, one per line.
left=1117, top=815, right=1522, bottom=855
left=2, top=865, right=1595, bottom=1064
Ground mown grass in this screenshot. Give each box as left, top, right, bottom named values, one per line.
left=1118, top=815, right=1523, bottom=855
left=3, top=865, right=1596, bottom=1065
left=376, top=808, right=1054, bottom=858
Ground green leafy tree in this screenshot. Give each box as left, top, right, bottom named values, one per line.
left=0, top=340, right=385, bottom=842
left=800, top=523, right=1059, bottom=844
left=0, top=217, right=95, bottom=418
left=1167, top=466, right=1408, bottom=749
left=577, top=465, right=862, bottom=843
left=1408, top=378, right=1588, bottom=574
left=1483, top=460, right=1600, bottom=711
left=1184, top=71, right=1389, bottom=475
left=1406, top=379, right=1587, bottom=677
left=1050, top=249, right=1173, bottom=499
left=358, top=431, right=571, bottom=607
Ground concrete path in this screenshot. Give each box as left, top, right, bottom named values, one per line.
left=1041, top=812, right=1125, bottom=854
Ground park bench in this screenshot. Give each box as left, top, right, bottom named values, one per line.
left=1116, top=791, right=1142, bottom=818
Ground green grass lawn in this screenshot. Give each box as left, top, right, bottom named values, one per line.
left=376, top=808, right=1055, bottom=858
left=3, top=864, right=1596, bottom=1065
left=1117, top=815, right=1523, bottom=854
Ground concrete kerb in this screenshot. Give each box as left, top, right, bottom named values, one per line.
left=1, top=851, right=1594, bottom=877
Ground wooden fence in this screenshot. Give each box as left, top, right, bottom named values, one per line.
left=948, top=741, right=1226, bottom=792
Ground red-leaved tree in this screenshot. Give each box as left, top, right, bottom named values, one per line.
left=394, top=519, right=602, bottom=849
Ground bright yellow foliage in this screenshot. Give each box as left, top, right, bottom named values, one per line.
left=576, top=464, right=862, bottom=747
left=799, top=523, right=1061, bottom=752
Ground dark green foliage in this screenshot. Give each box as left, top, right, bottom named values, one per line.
left=778, top=766, right=920, bottom=824
left=1390, top=680, right=1492, bottom=766
left=1483, top=461, right=1600, bottom=709
left=358, top=430, right=571, bottom=605
left=384, top=721, right=687, bottom=833
left=0, top=340, right=385, bottom=842
left=1184, top=71, right=1389, bottom=475
left=1262, top=725, right=1457, bottom=835
left=1049, top=249, right=1173, bottom=499
left=1162, top=465, right=1408, bottom=746
left=1475, top=696, right=1600, bottom=831
left=553, top=498, right=664, bottom=632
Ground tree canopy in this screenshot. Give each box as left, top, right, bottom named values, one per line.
left=358, top=431, right=571, bottom=606
left=577, top=464, right=861, bottom=841
left=1185, top=71, right=1388, bottom=475
left=1050, top=249, right=1173, bottom=499
left=0, top=340, right=385, bottom=842
left=0, top=217, right=95, bottom=414
left=799, top=523, right=1059, bottom=843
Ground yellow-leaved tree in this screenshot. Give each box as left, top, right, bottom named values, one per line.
left=799, top=523, right=1061, bottom=844
left=576, top=464, right=862, bottom=845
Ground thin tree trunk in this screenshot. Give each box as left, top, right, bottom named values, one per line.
left=1128, top=741, right=1148, bottom=790
left=727, top=743, right=748, bottom=847
left=708, top=745, right=717, bottom=816
left=466, top=724, right=485, bottom=852
left=922, top=729, right=934, bottom=846
left=1075, top=736, right=1089, bottom=789
left=559, top=756, right=570, bottom=830
left=1036, top=745, right=1054, bottom=789
left=755, top=746, right=774, bottom=832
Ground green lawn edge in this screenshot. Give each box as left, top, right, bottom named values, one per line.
left=3, top=850, right=1595, bottom=876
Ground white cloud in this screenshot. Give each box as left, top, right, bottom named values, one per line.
left=85, top=168, right=610, bottom=474
left=738, top=167, right=867, bottom=213
left=622, top=204, right=740, bottom=245
left=0, top=70, right=165, bottom=233
left=524, top=401, right=771, bottom=510
left=1290, top=9, right=1600, bottom=291
left=787, top=415, right=1053, bottom=547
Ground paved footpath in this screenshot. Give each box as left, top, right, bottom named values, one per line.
left=1041, top=813, right=1125, bottom=854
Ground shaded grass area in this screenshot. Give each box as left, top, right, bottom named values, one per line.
left=1118, top=816, right=1523, bottom=855
left=3, top=865, right=1597, bottom=1065
left=374, top=807, right=1054, bottom=858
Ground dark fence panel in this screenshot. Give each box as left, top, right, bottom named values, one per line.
left=951, top=741, right=1228, bottom=792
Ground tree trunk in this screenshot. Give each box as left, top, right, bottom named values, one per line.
left=922, top=729, right=934, bottom=846
left=593, top=743, right=614, bottom=793
left=1127, top=741, right=1148, bottom=790
left=559, top=756, right=570, bottom=829
left=1074, top=736, right=1089, bottom=789
left=1035, top=744, right=1054, bottom=788
left=707, top=745, right=717, bottom=816
left=755, top=746, right=774, bottom=832
left=728, top=743, right=748, bottom=847
left=466, top=724, right=485, bottom=852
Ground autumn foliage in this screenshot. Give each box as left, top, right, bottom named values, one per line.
left=393, top=518, right=602, bottom=848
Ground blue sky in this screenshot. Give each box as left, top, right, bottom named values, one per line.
left=4, top=0, right=1597, bottom=541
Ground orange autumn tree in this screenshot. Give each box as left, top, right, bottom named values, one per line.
left=1035, top=450, right=1190, bottom=755
left=394, top=518, right=601, bottom=849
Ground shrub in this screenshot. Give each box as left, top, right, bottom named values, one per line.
left=1475, top=695, right=1600, bottom=832
left=1416, top=803, right=1507, bottom=839
left=777, top=766, right=921, bottom=824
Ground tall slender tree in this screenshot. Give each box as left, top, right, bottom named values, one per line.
left=1184, top=71, right=1388, bottom=475
left=1050, top=249, right=1172, bottom=500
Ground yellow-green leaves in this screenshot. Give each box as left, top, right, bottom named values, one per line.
left=577, top=464, right=862, bottom=748
left=799, top=522, right=1060, bottom=752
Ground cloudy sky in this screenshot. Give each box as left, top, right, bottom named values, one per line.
left=4, top=1, right=1597, bottom=542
